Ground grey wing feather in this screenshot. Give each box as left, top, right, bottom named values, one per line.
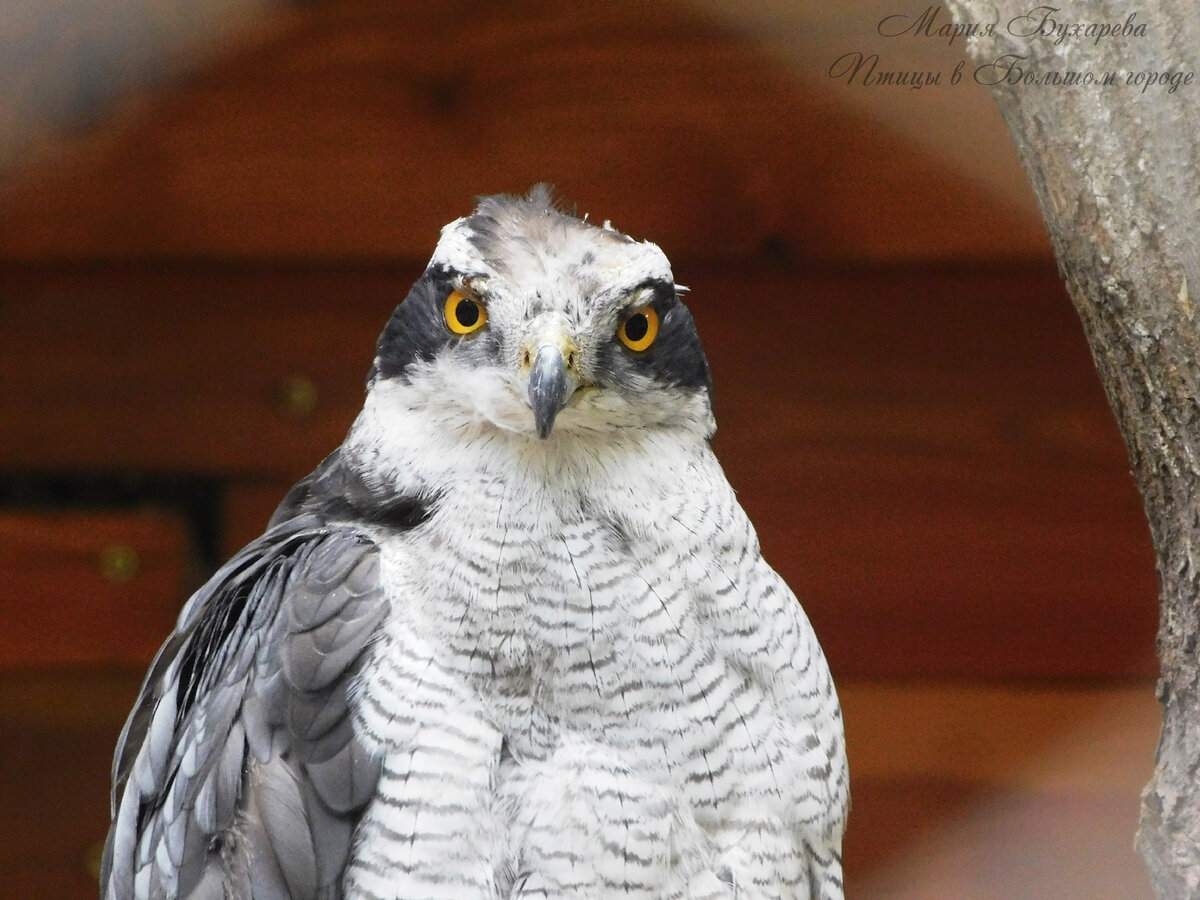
left=101, top=513, right=387, bottom=900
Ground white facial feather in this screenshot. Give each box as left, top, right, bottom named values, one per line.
left=431, top=210, right=674, bottom=296
left=432, top=216, right=676, bottom=380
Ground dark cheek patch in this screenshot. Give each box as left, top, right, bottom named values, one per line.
left=371, top=266, right=502, bottom=383
left=373, top=273, right=451, bottom=382
left=597, top=296, right=712, bottom=399
left=643, top=304, right=712, bottom=393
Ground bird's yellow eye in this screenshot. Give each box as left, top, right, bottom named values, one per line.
left=617, top=305, right=659, bottom=351
left=444, top=290, right=487, bottom=335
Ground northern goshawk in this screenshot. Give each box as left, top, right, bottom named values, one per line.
left=102, top=187, right=849, bottom=899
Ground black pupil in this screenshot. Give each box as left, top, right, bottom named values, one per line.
left=624, top=313, right=649, bottom=343
left=456, top=298, right=479, bottom=328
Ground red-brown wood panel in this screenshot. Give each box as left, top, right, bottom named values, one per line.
left=0, top=510, right=189, bottom=666
left=690, top=265, right=1157, bottom=679
left=0, top=0, right=1049, bottom=265
left=0, top=673, right=141, bottom=899
left=0, top=263, right=1157, bottom=678
left=0, top=265, right=404, bottom=476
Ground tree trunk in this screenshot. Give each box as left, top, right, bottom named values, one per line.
left=943, top=2, right=1200, bottom=895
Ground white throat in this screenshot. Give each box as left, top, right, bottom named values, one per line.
left=345, top=365, right=715, bottom=499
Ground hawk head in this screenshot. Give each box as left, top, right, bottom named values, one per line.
left=365, top=187, right=713, bottom=447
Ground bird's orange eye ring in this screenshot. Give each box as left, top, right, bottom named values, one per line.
left=617, top=305, right=659, bottom=351
left=444, top=290, right=487, bottom=335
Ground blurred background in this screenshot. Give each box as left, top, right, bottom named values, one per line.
left=0, top=1, right=1159, bottom=896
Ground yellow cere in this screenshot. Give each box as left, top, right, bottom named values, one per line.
left=444, top=290, right=488, bottom=335
left=617, top=305, right=659, bottom=351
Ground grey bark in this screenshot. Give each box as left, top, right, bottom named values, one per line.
left=945, top=1, right=1200, bottom=895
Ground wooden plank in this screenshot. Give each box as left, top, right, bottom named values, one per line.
left=0, top=265, right=401, bottom=476
left=691, top=266, right=1158, bottom=678
left=841, top=683, right=1158, bottom=788
left=0, top=672, right=142, bottom=899
left=221, top=479, right=294, bottom=559
left=0, top=0, right=1050, bottom=264
left=0, top=510, right=189, bottom=666
left=841, top=683, right=1158, bottom=899
left=850, top=779, right=1152, bottom=898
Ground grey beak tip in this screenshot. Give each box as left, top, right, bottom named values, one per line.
left=528, top=345, right=570, bottom=439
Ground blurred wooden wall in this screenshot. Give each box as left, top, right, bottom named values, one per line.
left=0, top=0, right=1158, bottom=896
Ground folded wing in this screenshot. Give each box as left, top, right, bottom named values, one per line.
left=101, top=512, right=388, bottom=900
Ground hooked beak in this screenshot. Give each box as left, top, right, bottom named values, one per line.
left=527, top=344, right=574, bottom=439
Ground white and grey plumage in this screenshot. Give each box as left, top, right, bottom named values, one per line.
left=102, top=187, right=849, bottom=900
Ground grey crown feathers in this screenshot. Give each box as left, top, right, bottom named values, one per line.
left=102, top=186, right=849, bottom=900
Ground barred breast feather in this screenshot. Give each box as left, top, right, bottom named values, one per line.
left=344, top=403, right=848, bottom=900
